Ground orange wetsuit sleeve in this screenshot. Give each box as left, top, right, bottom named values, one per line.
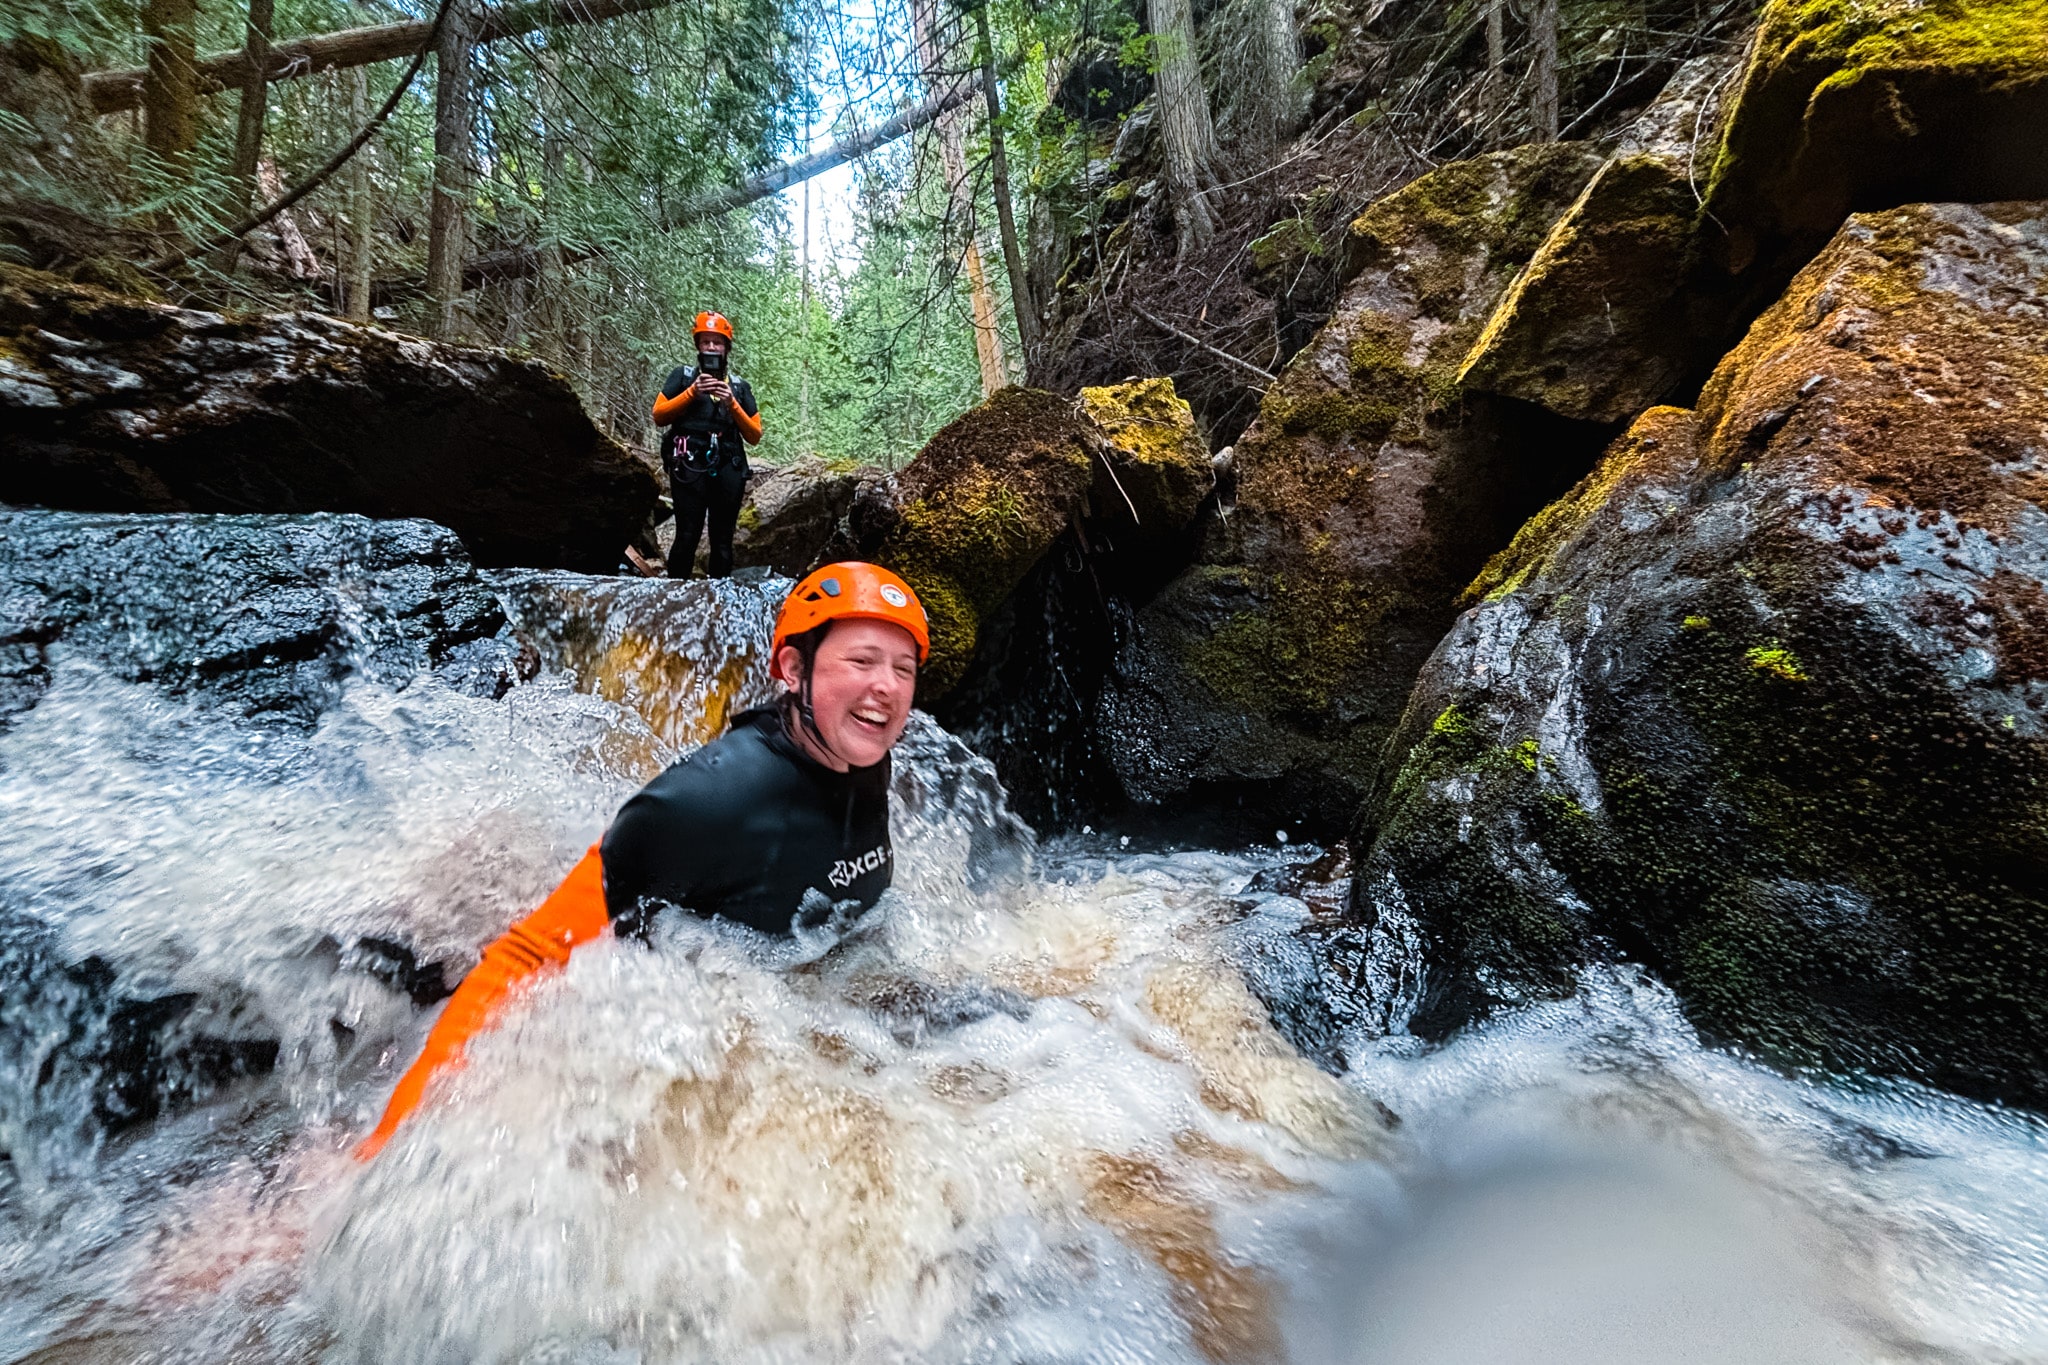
left=728, top=396, right=762, bottom=445
left=651, top=381, right=697, bottom=426
left=354, top=845, right=611, bottom=1159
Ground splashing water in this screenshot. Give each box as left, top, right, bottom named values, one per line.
left=1, top=557, right=2045, bottom=1365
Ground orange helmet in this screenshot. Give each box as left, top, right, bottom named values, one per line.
left=772, top=563, right=929, bottom=678
left=693, top=311, right=735, bottom=343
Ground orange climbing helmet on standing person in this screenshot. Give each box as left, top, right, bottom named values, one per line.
left=772, top=563, right=930, bottom=679
left=692, top=311, right=735, bottom=343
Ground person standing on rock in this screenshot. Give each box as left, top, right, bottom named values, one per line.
left=652, top=311, right=763, bottom=578
left=354, top=563, right=928, bottom=1158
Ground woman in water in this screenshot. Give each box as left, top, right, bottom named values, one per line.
left=356, top=562, right=928, bottom=1157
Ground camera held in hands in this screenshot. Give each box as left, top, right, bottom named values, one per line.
left=696, top=349, right=729, bottom=381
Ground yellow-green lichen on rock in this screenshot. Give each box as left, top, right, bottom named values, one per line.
left=1343, top=142, right=1609, bottom=288
left=1705, top=0, right=2048, bottom=266
left=1078, top=376, right=1211, bottom=534
left=1248, top=215, right=1328, bottom=289
left=1459, top=55, right=1743, bottom=424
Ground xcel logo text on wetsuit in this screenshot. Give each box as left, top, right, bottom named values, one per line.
left=829, top=843, right=891, bottom=889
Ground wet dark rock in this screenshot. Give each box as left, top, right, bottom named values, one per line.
left=0, top=507, right=524, bottom=730
left=1099, top=144, right=1612, bottom=821
left=0, top=909, right=280, bottom=1142
left=1356, top=201, right=2048, bottom=1108
left=0, top=266, right=658, bottom=571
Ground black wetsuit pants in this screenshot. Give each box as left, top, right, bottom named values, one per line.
left=669, top=472, right=746, bottom=579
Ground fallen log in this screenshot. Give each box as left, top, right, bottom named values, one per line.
left=369, top=84, right=976, bottom=304
left=84, top=0, right=680, bottom=115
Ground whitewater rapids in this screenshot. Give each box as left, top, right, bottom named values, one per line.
left=1, top=574, right=2043, bottom=1365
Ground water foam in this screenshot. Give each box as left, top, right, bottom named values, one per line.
left=1, top=570, right=2044, bottom=1365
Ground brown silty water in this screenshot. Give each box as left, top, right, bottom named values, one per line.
left=1, top=573, right=2045, bottom=1365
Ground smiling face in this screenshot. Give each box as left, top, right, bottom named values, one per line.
left=777, top=617, right=919, bottom=771
left=697, top=334, right=730, bottom=356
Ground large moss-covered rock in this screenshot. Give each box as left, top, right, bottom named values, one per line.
left=0, top=267, right=658, bottom=571
left=880, top=380, right=1213, bottom=700
left=1097, top=144, right=1609, bottom=819
left=1357, top=201, right=2048, bottom=1107
left=1704, top=0, right=2048, bottom=275
left=1457, top=57, right=1739, bottom=423
left=877, top=387, right=1105, bottom=696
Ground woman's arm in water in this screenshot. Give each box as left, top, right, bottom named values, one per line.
left=354, top=846, right=610, bottom=1159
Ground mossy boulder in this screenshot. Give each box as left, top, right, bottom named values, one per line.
left=1457, top=57, right=1741, bottom=423
left=1248, top=215, right=1330, bottom=294
left=876, top=387, right=1105, bottom=697
left=1704, top=0, right=2048, bottom=277
left=0, top=266, right=657, bottom=571
left=1356, top=200, right=2048, bottom=1108
left=878, top=379, right=1216, bottom=701
left=1098, top=143, right=1609, bottom=819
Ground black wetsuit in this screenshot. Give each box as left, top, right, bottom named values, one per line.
left=599, top=706, right=893, bottom=937
left=658, top=365, right=758, bottom=579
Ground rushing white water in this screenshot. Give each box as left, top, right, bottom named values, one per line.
left=2, top=571, right=2046, bottom=1365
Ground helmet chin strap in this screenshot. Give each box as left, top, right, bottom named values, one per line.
left=782, top=651, right=851, bottom=770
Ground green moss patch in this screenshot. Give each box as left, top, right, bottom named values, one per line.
left=1744, top=642, right=1809, bottom=681
left=1182, top=567, right=1384, bottom=721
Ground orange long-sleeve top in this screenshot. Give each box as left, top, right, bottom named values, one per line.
left=651, top=373, right=762, bottom=443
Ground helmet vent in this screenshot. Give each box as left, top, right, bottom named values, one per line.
left=821, top=577, right=843, bottom=597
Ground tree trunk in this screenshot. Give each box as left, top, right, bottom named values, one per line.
left=1485, top=0, right=1505, bottom=117
left=87, top=0, right=685, bottom=115
left=1531, top=0, right=1560, bottom=139
left=1145, top=0, right=1217, bottom=253
left=217, top=0, right=276, bottom=272
left=346, top=65, right=375, bottom=319
left=426, top=0, right=480, bottom=339
left=1226, top=0, right=1302, bottom=148
left=258, top=157, right=322, bottom=278
left=801, top=173, right=812, bottom=447
left=142, top=0, right=199, bottom=170
left=974, top=4, right=1040, bottom=359
left=914, top=0, right=1006, bottom=397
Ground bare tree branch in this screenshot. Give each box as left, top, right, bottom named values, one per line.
left=1131, top=302, right=1276, bottom=384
